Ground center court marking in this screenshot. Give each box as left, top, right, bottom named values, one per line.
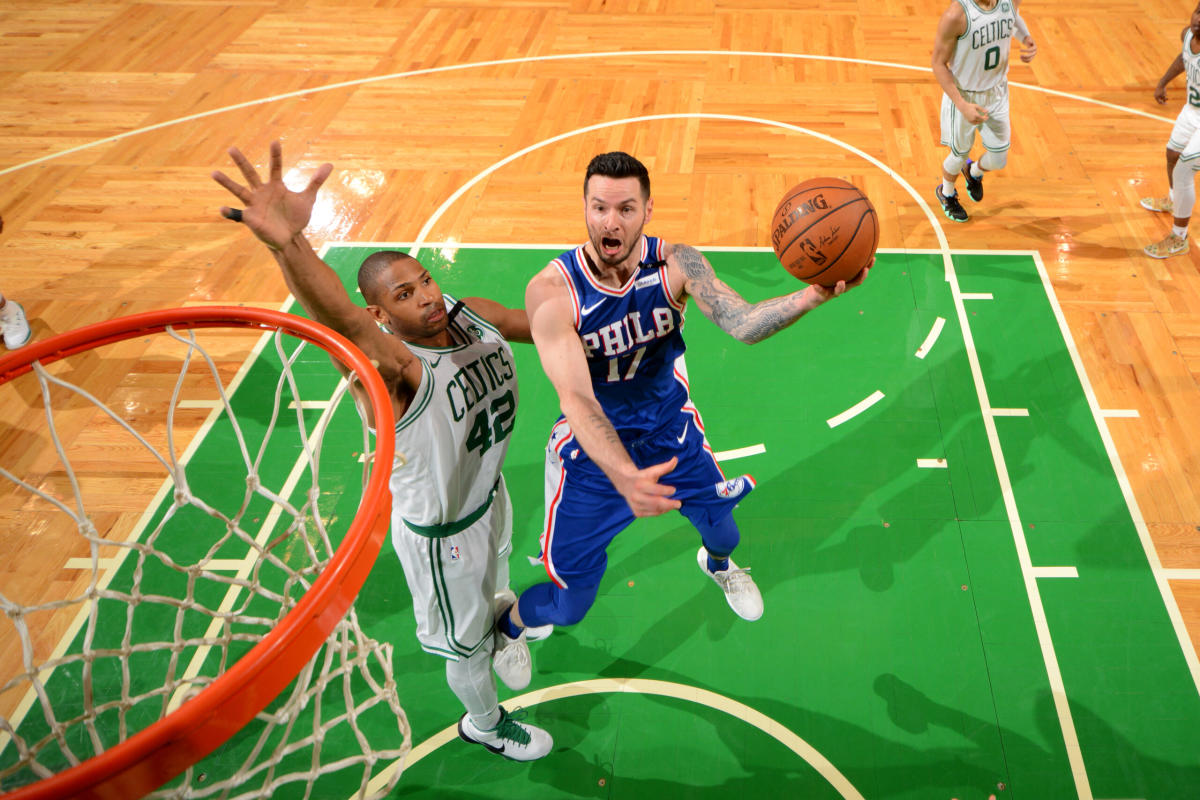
left=359, top=678, right=866, bottom=800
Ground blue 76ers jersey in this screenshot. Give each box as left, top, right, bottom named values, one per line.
left=551, top=235, right=688, bottom=438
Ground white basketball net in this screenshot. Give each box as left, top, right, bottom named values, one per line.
left=0, top=323, right=410, bottom=798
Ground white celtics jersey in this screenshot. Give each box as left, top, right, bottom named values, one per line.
left=950, top=0, right=1017, bottom=92
left=1184, top=29, right=1200, bottom=110
left=389, top=295, right=518, bottom=528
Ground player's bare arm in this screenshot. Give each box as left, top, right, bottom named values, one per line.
left=667, top=243, right=867, bottom=344
left=459, top=296, right=533, bottom=343
left=1156, top=32, right=1188, bottom=105
left=931, top=2, right=987, bottom=125
left=213, top=141, right=421, bottom=418
left=526, top=265, right=679, bottom=517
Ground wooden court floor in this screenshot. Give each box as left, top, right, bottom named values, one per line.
left=1, top=0, right=1199, bottom=794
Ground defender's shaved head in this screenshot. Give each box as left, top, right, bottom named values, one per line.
left=358, top=250, right=420, bottom=304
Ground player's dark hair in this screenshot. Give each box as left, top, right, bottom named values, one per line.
left=358, top=250, right=418, bottom=303
left=584, top=152, right=650, bottom=199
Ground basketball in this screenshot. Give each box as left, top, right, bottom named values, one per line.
left=770, top=177, right=879, bottom=286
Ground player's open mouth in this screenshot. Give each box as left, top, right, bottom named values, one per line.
left=601, top=237, right=622, bottom=254
left=426, top=308, right=445, bottom=324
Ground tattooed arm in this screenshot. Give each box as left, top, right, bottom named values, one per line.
left=525, top=263, right=680, bottom=517
left=666, top=243, right=869, bottom=344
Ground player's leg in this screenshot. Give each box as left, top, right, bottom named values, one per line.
left=388, top=519, right=552, bottom=760
left=1140, top=149, right=1181, bottom=213
left=658, top=404, right=763, bottom=620
left=962, top=87, right=1011, bottom=204
left=936, top=93, right=972, bottom=222
left=1146, top=109, right=1200, bottom=257
left=1141, top=105, right=1196, bottom=214
left=449, top=650, right=553, bottom=761
left=510, top=488, right=628, bottom=627
left=481, top=481, right=538, bottom=691
left=498, top=421, right=633, bottom=633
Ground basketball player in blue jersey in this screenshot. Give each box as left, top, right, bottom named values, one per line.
left=494, top=152, right=869, bottom=641
left=1140, top=2, right=1200, bottom=259
left=932, top=0, right=1037, bottom=223
left=213, top=141, right=553, bottom=761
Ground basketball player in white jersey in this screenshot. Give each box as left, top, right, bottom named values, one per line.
left=1140, top=3, right=1200, bottom=259
left=212, top=141, right=553, bottom=761
left=932, top=0, right=1037, bottom=223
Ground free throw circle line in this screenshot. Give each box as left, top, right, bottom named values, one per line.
left=362, top=677, right=865, bottom=799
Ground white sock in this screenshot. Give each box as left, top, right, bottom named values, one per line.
left=445, top=649, right=502, bottom=731
left=1173, top=225, right=1189, bottom=239
left=970, top=162, right=984, bottom=179
left=941, top=179, right=956, bottom=196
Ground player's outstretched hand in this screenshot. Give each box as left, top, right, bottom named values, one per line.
left=1018, top=36, right=1037, bottom=63
left=617, top=456, right=681, bottom=518
left=212, top=140, right=333, bottom=251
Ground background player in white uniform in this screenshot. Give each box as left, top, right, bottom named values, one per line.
left=1140, top=2, right=1200, bottom=259
left=495, top=152, right=871, bottom=643
left=212, top=141, right=552, bottom=762
left=932, top=0, right=1037, bottom=223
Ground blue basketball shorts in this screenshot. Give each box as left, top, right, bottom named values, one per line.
left=536, top=400, right=755, bottom=590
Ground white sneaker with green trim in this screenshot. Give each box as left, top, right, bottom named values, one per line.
left=458, top=706, right=553, bottom=761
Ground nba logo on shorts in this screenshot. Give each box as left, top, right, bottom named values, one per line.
left=449, top=545, right=461, bottom=561
left=715, top=477, right=749, bottom=499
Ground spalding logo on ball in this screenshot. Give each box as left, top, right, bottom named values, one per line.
left=770, top=177, right=878, bottom=287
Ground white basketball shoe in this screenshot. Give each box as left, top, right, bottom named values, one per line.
left=0, top=301, right=31, bottom=349
left=697, top=547, right=764, bottom=621
left=458, top=706, right=553, bottom=761
left=492, top=589, right=531, bottom=690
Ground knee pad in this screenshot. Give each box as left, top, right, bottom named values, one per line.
left=978, top=150, right=1007, bottom=171
left=518, top=581, right=599, bottom=627
left=942, top=153, right=967, bottom=176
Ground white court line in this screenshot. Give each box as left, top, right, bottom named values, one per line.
left=66, top=557, right=251, bottom=572
left=826, top=391, right=885, bottom=428
left=915, top=317, right=946, bottom=359
left=946, top=261, right=1093, bottom=794
left=1032, top=567, right=1080, bottom=579
left=991, top=408, right=1030, bottom=417
left=1033, top=249, right=1200, bottom=697
left=960, top=292, right=994, bottom=300
left=64, top=558, right=118, bottom=571
left=916, top=458, right=948, bottom=469
left=177, top=399, right=221, bottom=409
left=289, top=400, right=332, bottom=410
left=361, top=678, right=866, bottom=800
left=714, top=443, right=766, bottom=461
left=1100, top=409, right=1140, bottom=418
left=1163, top=569, right=1200, bottom=580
